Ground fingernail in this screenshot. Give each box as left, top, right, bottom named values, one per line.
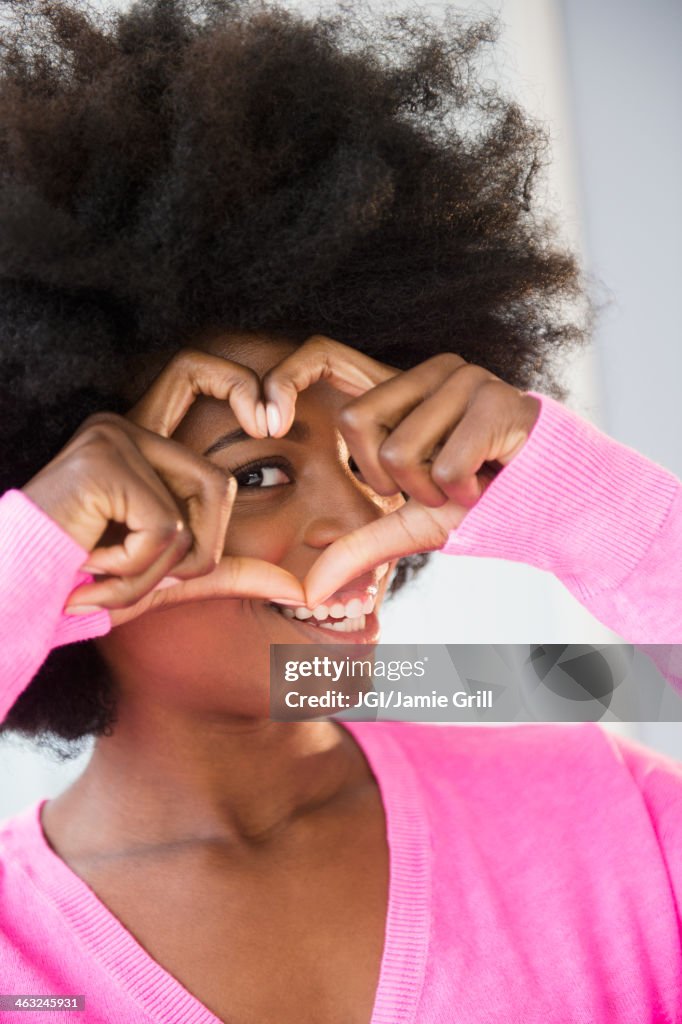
left=266, top=402, right=281, bottom=436
left=64, top=605, right=103, bottom=616
left=81, top=566, right=100, bottom=575
left=255, top=402, right=268, bottom=437
left=272, top=597, right=304, bottom=606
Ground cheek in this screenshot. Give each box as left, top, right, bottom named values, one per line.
left=220, top=500, right=296, bottom=565
left=98, top=600, right=274, bottom=712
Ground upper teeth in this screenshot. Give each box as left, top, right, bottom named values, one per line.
left=274, top=594, right=375, bottom=620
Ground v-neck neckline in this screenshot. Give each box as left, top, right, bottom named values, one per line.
left=16, top=721, right=431, bottom=1024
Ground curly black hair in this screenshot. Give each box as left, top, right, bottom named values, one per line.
left=0, top=0, right=589, bottom=756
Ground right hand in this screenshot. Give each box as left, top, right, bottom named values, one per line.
left=21, top=348, right=306, bottom=625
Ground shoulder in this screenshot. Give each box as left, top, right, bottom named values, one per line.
left=355, top=722, right=682, bottom=903
left=0, top=799, right=45, bottom=872
left=351, top=720, right=682, bottom=812
left=360, top=719, right=611, bottom=771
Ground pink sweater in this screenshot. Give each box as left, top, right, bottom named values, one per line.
left=1, top=390, right=681, bottom=1023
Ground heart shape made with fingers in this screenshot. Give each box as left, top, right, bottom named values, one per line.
left=253, top=334, right=529, bottom=608
left=96, top=334, right=536, bottom=626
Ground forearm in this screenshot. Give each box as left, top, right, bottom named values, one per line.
left=439, top=391, right=682, bottom=643
left=0, top=489, right=111, bottom=723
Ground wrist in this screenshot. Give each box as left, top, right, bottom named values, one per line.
left=22, top=470, right=93, bottom=553
left=439, top=391, right=680, bottom=597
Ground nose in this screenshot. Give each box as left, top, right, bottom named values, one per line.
left=301, top=469, right=392, bottom=551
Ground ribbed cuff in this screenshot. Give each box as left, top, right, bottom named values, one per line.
left=52, top=583, right=112, bottom=648
left=1, top=489, right=111, bottom=652
left=439, top=391, right=680, bottom=601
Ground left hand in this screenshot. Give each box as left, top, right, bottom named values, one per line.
left=261, top=335, right=541, bottom=606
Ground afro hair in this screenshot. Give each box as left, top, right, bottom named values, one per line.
left=0, top=0, right=589, bottom=754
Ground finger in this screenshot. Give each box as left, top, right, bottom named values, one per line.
left=139, top=556, right=306, bottom=609
left=79, top=438, right=194, bottom=577
left=430, top=398, right=506, bottom=507
left=66, top=525, right=192, bottom=611
left=337, top=354, right=471, bottom=497
left=125, top=348, right=267, bottom=439
left=81, top=426, right=237, bottom=581
left=260, top=334, right=400, bottom=437
left=129, top=429, right=237, bottom=581
left=82, top=520, right=185, bottom=579
left=429, top=382, right=538, bottom=504
left=303, top=499, right=457, bottom=607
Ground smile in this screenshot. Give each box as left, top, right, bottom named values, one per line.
left=267, top=598, right=381, bottom=644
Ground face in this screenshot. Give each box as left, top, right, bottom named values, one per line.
left=94, top=332, right=404, bottom=719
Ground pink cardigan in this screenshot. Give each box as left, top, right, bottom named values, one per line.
left=1, top=390, right=681, bottom=1023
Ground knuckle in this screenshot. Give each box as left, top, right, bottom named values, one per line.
left=107, top=578, right=144, bottom=610
left=303, top=333, right=335, bottom=352
left=229, top=373, right=255, bottom=394
left=68, top=430, right=123, bottom=469
left=82, top=409, right=120, bottom=426
left=459, top=363, right=495, bottom=387
left=159, top=518, right=192, bottom=547
left=163, top=347, right=209, bottom=390
left=337, top=403, right=367, bottom=434
left=200, top=464, right=236, bottom=499
left=472, top=377, right=506, bottom=409
left=175, top=524, right=194, bottom=551
left=300, top=333, right=337, bottom=368
left=61, top=446, right=108, bottom=484
left=431, top=459, right=455, bottom=485
left=171, top=346, right=204, bottom=371
left=378, top=441, right=409, bottom=471
left=77, top=412, right=123, bottom=442
left=186, top=549, right=218, bottom=576
left=431, top=352, right=466, bottom=372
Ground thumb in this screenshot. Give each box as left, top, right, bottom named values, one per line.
left=151, top=556, right=305, bottom=605
left=304, top=499, right=463, bottom=607
left=110, top=556, right=305, bottom=626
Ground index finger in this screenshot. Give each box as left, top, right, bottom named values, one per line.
left=125, top=347, right=267, bottom=439
left=261, top=334, right=400, bottom=436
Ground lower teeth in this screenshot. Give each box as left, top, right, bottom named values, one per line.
left=317, top=614, right=366, bottom=632
left=273, top=607, right=367, bottom=632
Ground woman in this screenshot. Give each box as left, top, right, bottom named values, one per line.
left=0, top=1, right=680, bottom=1022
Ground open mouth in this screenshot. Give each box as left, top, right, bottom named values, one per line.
left=267, top=596, right=381, bottom=643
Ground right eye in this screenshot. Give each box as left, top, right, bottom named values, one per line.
left=231, top=458, right=293, bottom=490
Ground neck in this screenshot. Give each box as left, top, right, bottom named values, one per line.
left=43, top=704, right=368, bottom=859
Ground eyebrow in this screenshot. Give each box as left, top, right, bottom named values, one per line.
left=202, top=419, right=312, bottom=457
